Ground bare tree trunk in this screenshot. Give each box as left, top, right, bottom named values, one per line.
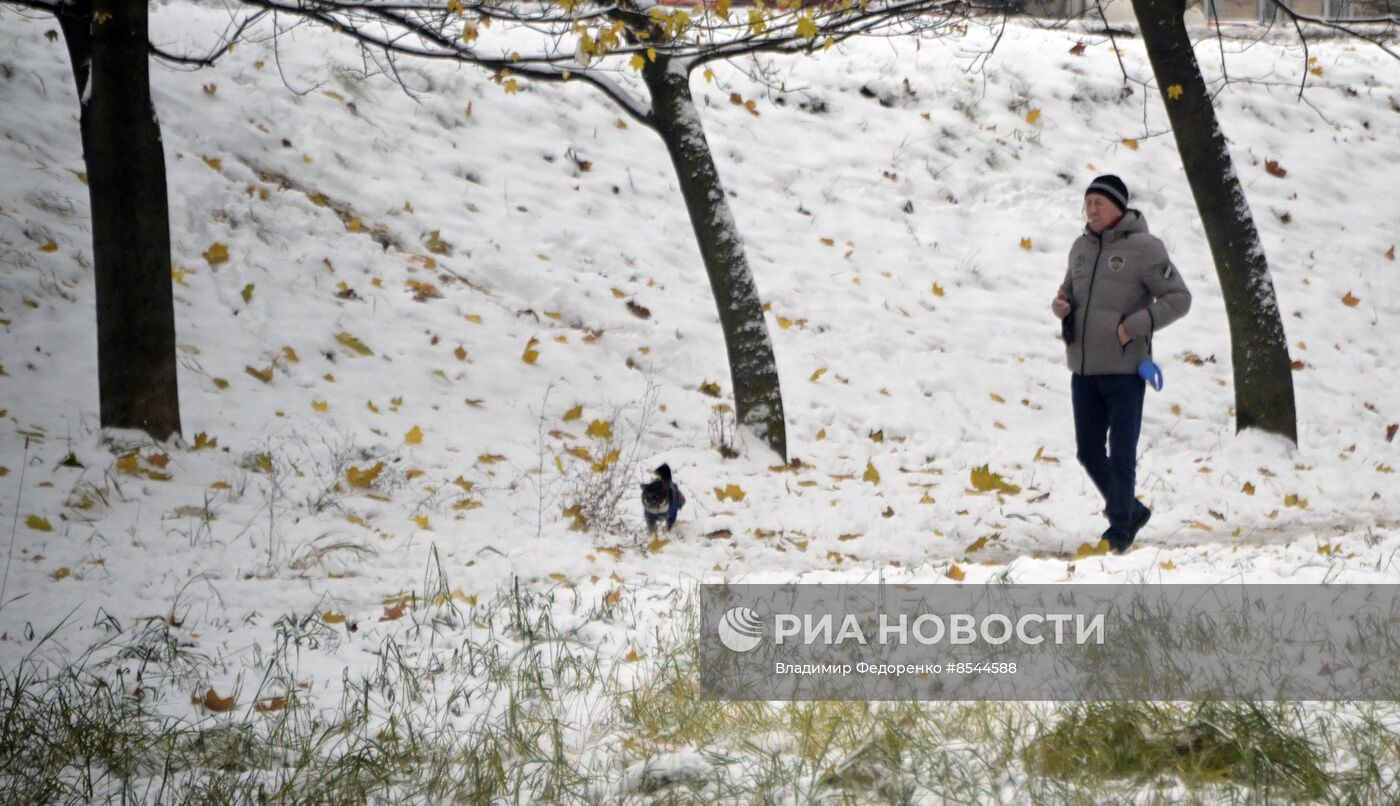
left=1133, top=0, right=1297, bottom=443
left=59, top=0, right=182, bottom=441
left=642, top=57, right=787, bottom=461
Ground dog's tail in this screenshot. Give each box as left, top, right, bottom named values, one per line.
left=654, top=463, right=672, bottom=482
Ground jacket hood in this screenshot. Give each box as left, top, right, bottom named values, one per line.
left=1084, top=209, right=1149, bottom=240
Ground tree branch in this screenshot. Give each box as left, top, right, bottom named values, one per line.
left=235, top=0, right=974, bottom=126
left=1095, top=0, right=1131, bottom=84
left=148, top=10, right=270, bottom=69
left=1268, top=0, right=1400, bottom=61
left=0, top=0, right=63, bottom=12
left=241, top=0, right=656, bottom=125
left=689, top=0, right=965, bottom=67
left=567, top=70, right=655, bottom=127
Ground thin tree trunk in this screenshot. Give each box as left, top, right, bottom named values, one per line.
left=642, top=57, right=787, bottom=461
left=1134, top=0, right=1298, bottom=443
left=60, top=0, right=182, bottom=441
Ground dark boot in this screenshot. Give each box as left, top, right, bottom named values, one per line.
left=1104, top=525, right=1133, bottom=555
left=1128, top=502, right=1151, bottom=540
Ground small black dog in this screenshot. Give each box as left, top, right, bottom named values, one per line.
left=641, top=463, right=686, bottom=532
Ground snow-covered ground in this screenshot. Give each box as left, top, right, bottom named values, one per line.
left=2, top=2, right=1399, bottom=799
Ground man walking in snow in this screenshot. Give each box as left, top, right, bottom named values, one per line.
left=1052, top=176, right=1192, bottom=554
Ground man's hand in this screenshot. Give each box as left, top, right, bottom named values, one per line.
left=1117, top=323, right=1131, bottom=345
left=1052, top=290, right=1071, bottom=319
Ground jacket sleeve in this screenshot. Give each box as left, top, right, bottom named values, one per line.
left=1123, top=237, right=1191, bottom=340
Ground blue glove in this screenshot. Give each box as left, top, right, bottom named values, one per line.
left=1138, top=359, right=1163, bottom=392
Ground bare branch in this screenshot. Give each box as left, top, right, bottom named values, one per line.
left=0, top=0, right=63, bottom=13
left=1210, top=1, right=1230, bottom=85
left=565, top=70, right=655, bottom=126
left=1093, top=0, right=1130, bottom=84
left=1288, top=4, right=1312, bottom=99
left=149, top=10, right=270, bottom=69
left=1268, top=0, right=1400, bottom=61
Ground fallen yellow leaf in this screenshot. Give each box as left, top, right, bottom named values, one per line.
left=346, top=462, right=385, bottom=489
left=335, top=332, right=373, bottom=356
left=862, top=461, right=881, bottom=485
left=202, top=243, right=230, bottom=266
left=969, top=464, right=1020, bottom=494
left=1075, top=540, right=1110, bottom=559
left=715, top=484, right=746, bottom=502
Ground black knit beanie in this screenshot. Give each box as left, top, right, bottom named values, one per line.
left=1085, top=174, right=1129, bottom=213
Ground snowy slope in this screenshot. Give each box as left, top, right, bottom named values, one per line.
left=2, top=0, right=1400, bottom=734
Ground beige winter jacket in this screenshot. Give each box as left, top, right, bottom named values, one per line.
left=1058, top=210, right=1192, bottom=376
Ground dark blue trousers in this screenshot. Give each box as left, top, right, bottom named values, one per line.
left=1071, top=373, right=1145, bottom=531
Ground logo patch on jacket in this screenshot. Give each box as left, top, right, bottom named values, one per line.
left=1109, top=255, right=1125, bottom=272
